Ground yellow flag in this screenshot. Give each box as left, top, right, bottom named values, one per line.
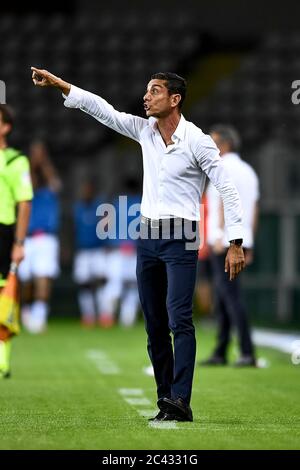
left=0, top=263, right=20, bottom=336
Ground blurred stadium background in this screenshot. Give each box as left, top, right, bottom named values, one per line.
left=1, top=0, right=300, bottom=325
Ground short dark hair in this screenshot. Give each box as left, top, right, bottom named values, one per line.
left=209, top=124, right=241, bottom=152
left=151, top=72, right=187, bottom=109
left=0, top=104, right=14, bottom=130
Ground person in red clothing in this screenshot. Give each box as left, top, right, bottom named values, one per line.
left=195, top=191, right=213, bottom=315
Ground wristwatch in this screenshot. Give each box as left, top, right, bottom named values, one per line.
left=229, top=239, right=243, bottom=246
left=14, top=238, right=25, bottom=246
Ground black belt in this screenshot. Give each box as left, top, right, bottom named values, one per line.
left=141, top=215, right=184, bottom=229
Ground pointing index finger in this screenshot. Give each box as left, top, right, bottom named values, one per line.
left=31, top=66, right=42, bottom=73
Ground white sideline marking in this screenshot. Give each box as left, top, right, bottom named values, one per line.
left=87, top=353, right=178, bottom=429
left=124, top=397, right=152, bottom=406
left=117, top=389, right=178, bottom=429
left=118, top=388, right=143, bottom=396
left=253, top=329, right=300, bottom=354
left=86, top=349, right=120, bottom=375
left=143, top=365, right=154, bottom=376
left=137, top=409, right=158, bottom=418
left=149, top=421, right=178, bottom=429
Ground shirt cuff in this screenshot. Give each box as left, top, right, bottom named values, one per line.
left=62, top=85, right=83, bottom=108
left=226, top=224, right=244, bottom=242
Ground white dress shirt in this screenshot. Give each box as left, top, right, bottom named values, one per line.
left=63, top=85, right=243, bottom=242
left=207, top=152, right=259, bottom=248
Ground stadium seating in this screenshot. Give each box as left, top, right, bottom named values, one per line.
left=0, top=12, right=202, bottom=158
left=1, top=14, right=299, bottom=178
left=189, top=32, right=298, bottom=148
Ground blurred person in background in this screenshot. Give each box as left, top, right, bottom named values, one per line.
left=98, top=179, right=141, bottom=328
left=195, top=189, right=213, bottom=316
left=0, top=104, right=33, bottom=378
left=19, top=141, right=61, bottom=334
left=117, top=177, right=141, bottom=327
left=200, top=125, right=259, bottom=367
left=31, top=67, right=245, bottom=422
left=98, top=194, right=121, bottom=328
left=73, top=179, right=108, bottom=327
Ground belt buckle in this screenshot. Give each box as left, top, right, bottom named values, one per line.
left=150, top=219, right=159, bottom=229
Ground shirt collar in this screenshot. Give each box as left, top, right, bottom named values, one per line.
left=172, top=114, right=186, bottom=141
left=149, top=114, right=186, bottom=142
left=222, top=152, right=241, bottom=160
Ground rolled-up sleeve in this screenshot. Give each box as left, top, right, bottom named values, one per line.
left=63, top=85, right=147, bottom=142
left=194, top=134, right=244, bottom=241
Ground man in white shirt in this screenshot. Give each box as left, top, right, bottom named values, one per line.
left=31, top=67, right=245, bottom=421
left=201, top=125, right=259, bottom=367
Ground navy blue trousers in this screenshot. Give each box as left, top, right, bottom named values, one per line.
left=136, top=222, right=198, bottom=405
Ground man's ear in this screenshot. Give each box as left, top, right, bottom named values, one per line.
left=171, top=94, right=181, bottom=108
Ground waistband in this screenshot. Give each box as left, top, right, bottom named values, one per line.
left=141, top=216, right=185, bottom=229
left=0, top=223, right=15, bottom=233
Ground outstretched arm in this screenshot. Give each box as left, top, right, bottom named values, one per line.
left=31, top=67, right=146, bottom=142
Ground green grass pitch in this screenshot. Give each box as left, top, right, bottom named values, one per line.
left=0, top=319, right=299, bottom=450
